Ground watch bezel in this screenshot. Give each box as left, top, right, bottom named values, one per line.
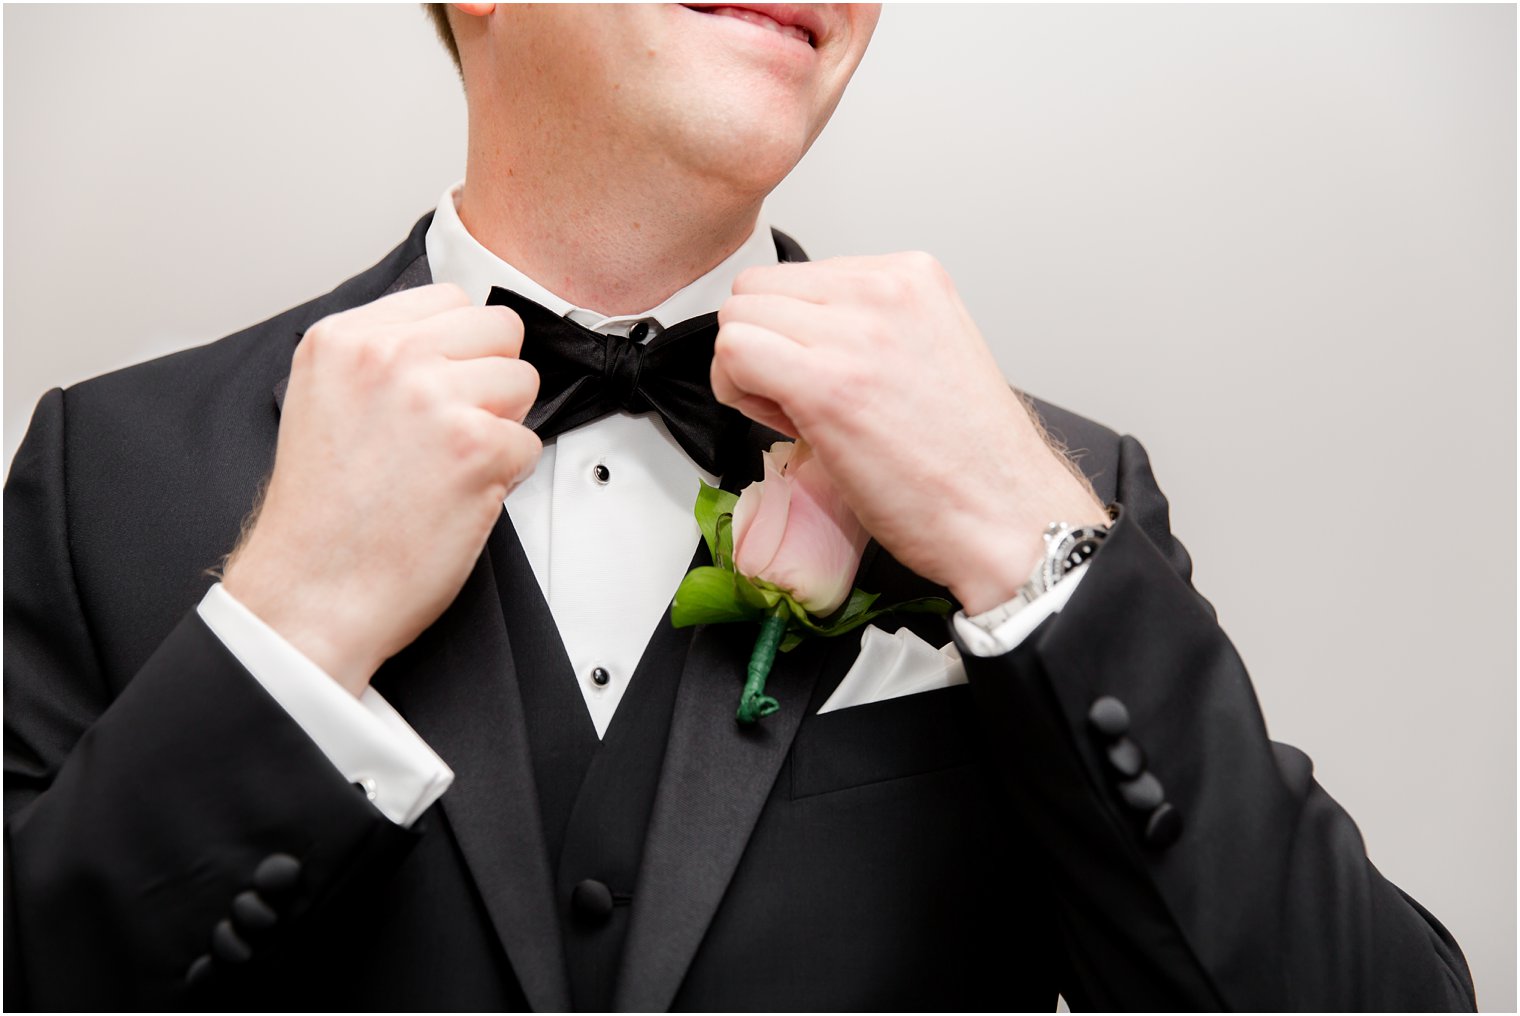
left=1036, top=521, right=1110, bottom=593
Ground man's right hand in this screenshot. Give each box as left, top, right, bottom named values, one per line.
left=222, top=283, right=541, bottom=696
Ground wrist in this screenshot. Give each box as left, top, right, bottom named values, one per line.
left=944, top=497, right=1110, bottom=616
left=946, top=525, right=1043, bottom=616
left=222, top=550, right=382, bottom=697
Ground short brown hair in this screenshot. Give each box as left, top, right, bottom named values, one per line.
left=424, top=3, right=461, bottom=75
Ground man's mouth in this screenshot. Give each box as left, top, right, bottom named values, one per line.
left=681, top=5, right=819, bottom=48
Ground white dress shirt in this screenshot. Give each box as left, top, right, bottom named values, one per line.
left=198, top=180, right=1077, bottom=827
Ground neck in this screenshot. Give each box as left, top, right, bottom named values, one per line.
left=458, top=132, right=764, bottom=317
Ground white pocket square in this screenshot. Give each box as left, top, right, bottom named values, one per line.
left=817, top=624, right=966, bottom=714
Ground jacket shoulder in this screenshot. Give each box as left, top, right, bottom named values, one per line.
left=60, top=211, right=434, bottom=421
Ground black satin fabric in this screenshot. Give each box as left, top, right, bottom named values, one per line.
left=487, top=286, right=747, bottom=476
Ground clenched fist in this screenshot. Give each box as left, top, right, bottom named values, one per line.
left=223, top=283, right=541, bottom=695
left=712, top=253, right=1108, bottom=615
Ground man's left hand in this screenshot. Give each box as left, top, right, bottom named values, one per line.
left=713, top=252, right=1108, bottom=614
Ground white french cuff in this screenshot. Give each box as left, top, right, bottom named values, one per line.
left=950, top=562, right=1090, bottom=658
left=196, top=584, right=454, bottom=827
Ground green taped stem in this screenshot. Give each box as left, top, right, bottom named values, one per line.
left=737, top=604, right=788, bottom=724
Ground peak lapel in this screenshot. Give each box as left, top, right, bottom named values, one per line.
left=371, top=513, right=572, bottom=1013
left=611, top=621, right=839, bottom=1012
left=612, top=421, right=862, bottom=1012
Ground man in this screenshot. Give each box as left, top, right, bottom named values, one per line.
left=3, top=3, right=1476, bottom=1010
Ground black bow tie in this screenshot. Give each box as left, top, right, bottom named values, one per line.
left=487, top=287, right=746, bottom=476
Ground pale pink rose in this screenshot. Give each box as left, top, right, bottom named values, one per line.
left=730, top=440, right=869, bottom=615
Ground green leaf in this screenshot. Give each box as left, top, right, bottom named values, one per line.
left=883, top=596, right=955, bottom=618
left=735, top=572, right=783, bottom=611
left=828, top=588, right=882, bottom=626
left=778, top=631, right=804, bottom=653
left=714, top=513, right=735, bottom=570
left=670, top=566, right=765, bottom=627
left=693, top=481, right=738, bottom=563
left=787, top=593, right=956, bottom=640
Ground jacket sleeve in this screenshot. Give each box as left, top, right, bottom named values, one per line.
left=3, top=388, right=421, bottom=1009
left=960, top=433, right=1476, bottom=1012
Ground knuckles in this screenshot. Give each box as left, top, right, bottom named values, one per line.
left=446, top=412, right=500, bottom=469
left=858, top=250, right=951, bottom=307
left=398, top=369, right=447, bottom=414
left=894, top=249, right=946, bottom=281
left=298, top=315, right=395, bottom=377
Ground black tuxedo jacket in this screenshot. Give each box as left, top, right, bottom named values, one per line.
left=4, top=214, right=1476, bottom=1011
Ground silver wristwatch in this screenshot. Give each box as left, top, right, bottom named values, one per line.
left=963, top=520, right=1111, bottom=633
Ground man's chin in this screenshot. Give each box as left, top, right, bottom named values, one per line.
left=660, top=116, right=811, bottom=197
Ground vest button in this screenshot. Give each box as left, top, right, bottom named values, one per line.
left=572, top=878, right=615, bottom=924
left=591, top=667, right=610, bottom=687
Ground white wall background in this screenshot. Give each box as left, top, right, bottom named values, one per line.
left=5, top=4, right=1514, bottom=1009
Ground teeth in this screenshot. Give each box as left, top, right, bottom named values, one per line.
left=697, top=6, right=813, bottom=45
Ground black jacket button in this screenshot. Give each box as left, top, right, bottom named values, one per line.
left=211, top=918, right=253, bottom=964
left=1087, top=696, right=1130, bottom=738
left=185, top=953, right=214, bottom=986
left=232, top=890, right=278, bottom=932
left=1145, top=802, right=1184, bottom=848
left=1117, top=771, right=1164, bottom=812
left=572, top=878, right=614, bottom=924
left=253, top=853, right=302, bottom=897
left=1105, top=737, right=1145, bottom=778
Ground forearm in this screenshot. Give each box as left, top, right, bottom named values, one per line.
left=960, top=436, right=1475, bottom=1011
left=3, top=390, right=421, bottom=1008
left=5, top=611, right=420, bottom=1008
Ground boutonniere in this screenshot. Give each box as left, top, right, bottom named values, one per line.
left=671, top=439, right=951, bottom=724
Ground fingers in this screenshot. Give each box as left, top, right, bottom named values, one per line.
left=420, top=304, right=525, bottom=360
left=302, top=286, right=524, bottom=363
left=733, top=253, right=953, bottom=314
left=459, top=412, right=543, bottom=495
left=731, top=256, right=901, bottom=301
left=718, top=294, right=851, bottom=347
left=443, top=357, right=539, bottom=422
left=491, top=416, right=545, bottom=488
left=335, top=282, right=473, bottom=329
left=728, top=394, right=800, bottom=438
left=730, top=262, right=840, bottom=303
left=712, top=320, right=813, bottom=413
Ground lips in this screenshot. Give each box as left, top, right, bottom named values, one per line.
left=681, top=4, right=824, bottom=48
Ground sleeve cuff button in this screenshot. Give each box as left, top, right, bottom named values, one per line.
left=253, top=853, right=302, bottom=897
left=1117, top=771, right=1165, bottom=812
left=1087, top=695, right=1130, bottom=738
left=1145, top=802, right=1183, bottom=849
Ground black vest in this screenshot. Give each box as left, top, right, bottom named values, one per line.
left=476, top=229, right=804, bottom=1011
left=488, top=515, right=699, bottom=1012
